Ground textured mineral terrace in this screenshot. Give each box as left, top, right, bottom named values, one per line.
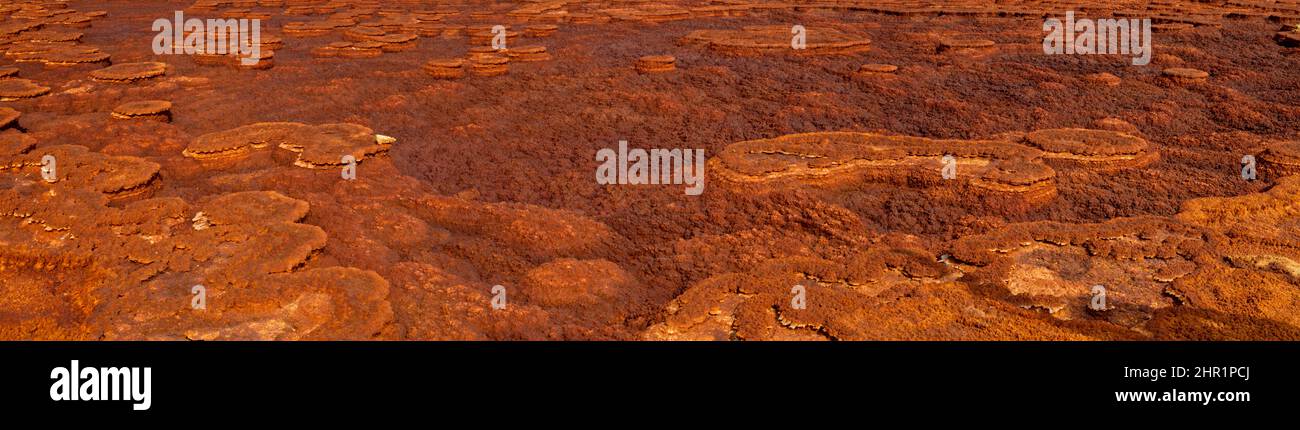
left=2, top=0, right=1300, bottom=340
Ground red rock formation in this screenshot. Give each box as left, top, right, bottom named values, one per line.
left=88, top=62, right=167, bottom=83
left=634, top=55, right=674, bottom=73
left=1023, top=128, right=1159, bottom=170
left=0, top=107, right=18, bottom=129
left=0, top=78, right=49, bottom=100
left=182, top=122, right=394, bottom=169
left=4, top=144, right=160, bottom=198
left=111, top=100, right=172, bottom=122
left=1170, top=178, right=1300, bottom=333
left=646, top=245, right=1091, bottom=340
left=1163, top=67, right=1209, bottom=84
left=423, top=58, right=466, bottom=79
left=713, top=132, right=1058, bottom=208
left=682, top=25, right=871, bottom=55
left=1258, top=140, right=1300, bottom=179
left=949, top=217, right=1214, bottom=330
left=937, top=37, right=996, bottom=56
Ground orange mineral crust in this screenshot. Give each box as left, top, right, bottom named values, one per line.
left=682, top=25, right=871, bottom=55
left=2, top=0, right=1300, bottom=340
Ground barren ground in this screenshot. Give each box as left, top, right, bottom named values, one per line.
left=2, top=0, right=1300, bottom=340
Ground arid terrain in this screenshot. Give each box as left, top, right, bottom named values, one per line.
left=2, top=0, right=1300, bottom=340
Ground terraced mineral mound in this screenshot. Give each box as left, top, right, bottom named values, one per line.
left=682, top=25, right=872, bottom=55
left=2, top=0, right=1300, bottom=340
